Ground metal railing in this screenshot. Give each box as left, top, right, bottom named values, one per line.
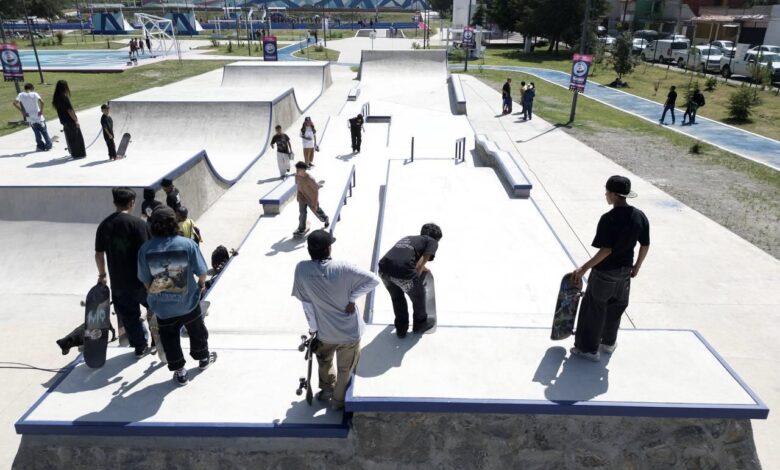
left=409, top=136, right=415, bottom=162
left=328, top=164, right=356, bottom=235
left=361, top=102, right=370, bottom=117
left=454, top=137, right=466, bottom=163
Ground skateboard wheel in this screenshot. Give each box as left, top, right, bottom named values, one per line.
left=296, top=389, right=303, bottom=396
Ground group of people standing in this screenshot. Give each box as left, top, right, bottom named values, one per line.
left=501, top=78, right=536, bottom=120
left=659, top=85, right=706, bottom=126
left=129, top=37, right=152, bottom=58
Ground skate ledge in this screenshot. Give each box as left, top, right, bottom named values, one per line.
left=345, top=324, right=769, bottom=420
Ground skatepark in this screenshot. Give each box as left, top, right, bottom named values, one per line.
left=1, top=32, right=778, bottom=469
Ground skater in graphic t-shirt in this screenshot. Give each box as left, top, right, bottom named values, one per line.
left=270, top=125, right=293, bottom=178
left=294, top=162, right=329, bottom=237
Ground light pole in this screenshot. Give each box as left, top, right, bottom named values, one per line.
left=464, top=0, right=472, bottom=72
left=24, top=15, right=45, bottom=85
left=569, top=0, right=591, bottom=123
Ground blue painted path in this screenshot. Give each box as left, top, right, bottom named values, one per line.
left=476, top=65, right=780, bottom=171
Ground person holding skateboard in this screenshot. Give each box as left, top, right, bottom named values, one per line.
left=137, top=206, right=216, bottom=386
left=270, top=124, right=293, bottom=178
left=294, top=161, right=329, bottom=238
left=348, top=113, right=364, bottom=153
left=95, top=187, right=151, bottom=357
left=161, top=178, right=182, bottom=211
left=100, top=104, right=118, bottom=161
left=291, top=230, right=381, bottom=409
left=52, top=80, right=86, bottom=159
left=13, top=83, right=52, bottom=152
left=300, top=117, right=318, bottom=167
left=378, top=223, right=442, bottom=338
left=570, top=176, right=650, bottom=362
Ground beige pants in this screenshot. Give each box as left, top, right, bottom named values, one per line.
left=316, top=340, right=361, bottom=407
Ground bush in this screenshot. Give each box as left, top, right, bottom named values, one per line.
left=727, top=86, right=761, bottom=121
left=55, top=31, right=64, bottom=46
left=314, top=44, right=324, bottom=52
left=704, top=76, right=718, bottom=91
left=689, top=142, right=702, bottom=154
left=210, top=37, right=220, bottom=47
left=448, top=47, right=466, bottom=62
left=227, top=40, right=233, bottom=53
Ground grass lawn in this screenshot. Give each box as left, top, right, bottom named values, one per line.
left=1, top=60, right=230, bottom=138
left=463, top=45, right=780, bottom=141
left=293, top=46, right=341, bottom=62
left=465, top=68, right=780, bottom=186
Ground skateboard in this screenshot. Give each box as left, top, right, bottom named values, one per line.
left=83, top=283, right=112, bottom=368
left=116, top=133, right=131, bottom=158
left=550, top=273, right=583, bottom=340
left=146, top=310, right=166, bottom=364
left=422, top=270, right=437, bottom=334
left=293, top=227, right=310, bottom=240
left=295, top=332, right=319, bottom=405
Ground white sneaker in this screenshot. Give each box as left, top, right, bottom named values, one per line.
left=570, top=347, right=601, bottom=362
left=600, top=342, right=617, bottom=354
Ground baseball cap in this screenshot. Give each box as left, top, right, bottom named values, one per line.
left=606, top=175, right=637, bottom=198
left=307, top=229, right=336, bottom=251
left=161, top=178, right=173, bottom=187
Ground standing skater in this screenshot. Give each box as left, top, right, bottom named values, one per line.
left=659, top=85, right=677, bottom=125
left=519, top=81, right=527, bottom=115
left=138, top=37, right=145, bottom=55
left=138, top=207, right=216, bottom=386
left=145, top=34, right=152, bottom=52
left=161, top=178, right=182, bottom=211
left=141, top=188, right=162, bottom=219
left=13, top=83, right=52, bottom=151
left=270, top=125, right=293, bottom=178
left=378, top=223, right=442, bottom=337
left=682, top=88, right=705, bottom=125
left=95, top=187, right=150, bottom=357
left=570, top=176, right=650, bottom=362
left=348, top=113, right=364, bottom=153
left=300, top=117, right=318, bottom=167
left=522, top=83, right=536, bottom=121
left=52, top=80, right=87, bottom=159
left=291, top=230, right=381, bottom=409
left=294, top=161, right=329, bottom=237
left=501, top=78, right=512, bottom=115
left=100, top=104, right=117, bottom=160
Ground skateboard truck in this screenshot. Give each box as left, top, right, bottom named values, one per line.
left=296, top=377, right=308, bottom=396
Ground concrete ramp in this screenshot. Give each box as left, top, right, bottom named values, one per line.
left=221, top=62, right=332, bottom=112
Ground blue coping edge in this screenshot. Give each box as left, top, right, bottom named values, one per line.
left=344, top=328, right=769, bottom=421
left=15, top=355, right=349, bottom=438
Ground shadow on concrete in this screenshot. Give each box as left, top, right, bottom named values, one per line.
left=81, top=159, right=113, bottom=168
left=515, top=123, right=570, bottom=143
left=280, top=397, right=340, bottom=425
left=336, top=152, right=358, bottom=161
left=0, top=150, right=38, bottom=159
left=534, top=346, right=611, bottom=403
left=27, top=156, right=74, bottom=168
left=355, top=325, right=422, bottom=378
left=54, top=353, right=141, bottom=394
left=265, top=236, right=305, bottom=256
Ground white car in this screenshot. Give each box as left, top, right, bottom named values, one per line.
left=721, top=50, right=780, bottom=82
left=712, top=40, right=736, bottom=58
left=748, top=45, right=780, bottom=54
left=672, top=45, right=723, bottom=72
left=632, top=38, right=648, bottom=54
left=598, top=35, right=616, bottom=50
left=641, top=38, right=690, bottom=63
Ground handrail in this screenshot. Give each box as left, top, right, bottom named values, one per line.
left=365, top=159, right=392, bottom=323
left=328, top=164, right=356, bottom=235
left=410, top=136, right=415, bottom=162
left=454, top=137, right=466, bottom=163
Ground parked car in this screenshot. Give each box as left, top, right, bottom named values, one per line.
left=632, top=38, right=649, bottom=55
left=598, top=35, right=616, bottom=50
left=672, top=45, right=724, bottom=72
left=712, top=40, right=736, bottom=58
left=720, top=50, right=780, bottom=82
left=641, top=38, right=691, bottom=63
left=633, top=29, right=659, bottom=42
left=665, top=34, right=689, bottom=43
left=748, top=45, right=780, bottom=54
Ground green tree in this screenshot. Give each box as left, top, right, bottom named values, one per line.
left=472, top=0, right=488, bottom=27
left=612, top=32, right=634, bottom=80
left=488, top=0, right=521, bottom=34
left=0, top=0, right=63, bottom=19
left=428, top=0, right=453, bottom=16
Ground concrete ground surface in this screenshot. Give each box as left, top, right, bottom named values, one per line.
left=0, top=35, right=777, bottom=469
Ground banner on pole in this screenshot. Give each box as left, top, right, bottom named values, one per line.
left=263, top=36, right=278, bottom=61
left=569, top=53, right=593, bottom=93
left=1, top=44, right=24, bottom=82
left=462, top=26, right=475, bottom=48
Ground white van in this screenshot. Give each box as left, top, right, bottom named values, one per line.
left=641, top=39, right=691, bottom=63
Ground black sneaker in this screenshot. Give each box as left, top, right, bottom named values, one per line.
left=56, top=339, right=70, bottom=355
left=412, top=318, right=436, bottom=334
left=316, top=389, right=334, bottom=402
left=395, top=327, right=407, bottom=338
left=135, top=346, right=149, bottom=358
left=324, top=220, right=330, bottom=228
left=199, top=351, right=218, bottom=370
left=173, top=368, right=189, bottom=386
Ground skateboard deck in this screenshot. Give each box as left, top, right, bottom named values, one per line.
left=550, top=273, right=583, bottom=340
left=296, top=333, right=318, bottom=405
left=116, top=133, right=131, bottom=158
left=146, top=310, right=167, bottom=364
left=293, top=227, right=310, bottom=240
left=83, top=283, right=112, bottom=368
left=422, top=271, right=437, bottom=334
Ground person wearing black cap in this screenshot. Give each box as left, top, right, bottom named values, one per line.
left=348, top=113, right=364, bottom=153
left=95, top=187, right=151, bottom=357
left=294, top=161, right=329, bottom=236
left=141, top=188, right=162, bottom=220
left=161, top=178, right=182, bottom=211
left=570, top=176, right=650, bottom=362
left=137, top=206, right=215, bottom=386
left=291, top=230, right=380, bottom=409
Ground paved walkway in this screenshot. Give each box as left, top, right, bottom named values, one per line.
left=478, top=65, right=780, bottom=171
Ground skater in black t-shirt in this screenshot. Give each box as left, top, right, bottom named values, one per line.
left=100, top=104, right=117, bottom=160
left=270, top=125, right=293, bottom=178
left=348, top=113, right=364, bottom=153
left=141, top=188, right=162, bottom=219
left=378, top=223, right=442, bottom=337
left=52, top=80, right=86, bottom=159
left=570, top=176, right=650, bottom=362
left=161, top=178, right=182, bottom=211
left=95, top=187, right=151, bottom=357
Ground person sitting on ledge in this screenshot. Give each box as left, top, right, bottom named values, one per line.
left=570, top=176, right=650, bottom=362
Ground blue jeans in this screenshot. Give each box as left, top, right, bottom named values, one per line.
left=31, top=122, right=52, bottom=150
left=523, top=101, right=534, bottom=120
left=660, top=104, right=675, bottom=123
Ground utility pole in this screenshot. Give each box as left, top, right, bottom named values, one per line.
left=464, top=0, right=472, bottom=72
left=569, top=0, right=590, bottom=123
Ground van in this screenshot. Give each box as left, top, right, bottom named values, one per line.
left=641, top=39, right=690, bottom=63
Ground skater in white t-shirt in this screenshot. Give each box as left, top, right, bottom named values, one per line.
left=300, top=117, right=318, bottom=167
left=13, top=83, right=52, bottom=151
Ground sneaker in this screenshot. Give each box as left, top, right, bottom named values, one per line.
left=173, top=368, right=189, bottom=386
left=600, top=342, right=617, bottom=354
left=412, top=318, right=436, bottom=334
left=199, top=351, right=218, bottom=370
left=324, top=220, right=330, bottom=228
left=56, top=339, right=70, bottom=355
left=135, top=346, right=149, bottom=358
left=396, top=328, right=407, bottom=339
left=316, top=389, right=334, bottom=402
left=570, top=347, right=601, bottom=362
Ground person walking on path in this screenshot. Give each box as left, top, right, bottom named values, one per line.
left=300, top=117, right=318, bottom=167
left=13, top=83, right=52, bottom=152
left=270, top=125, right=293, bottom=178
left=52, top=80, right=87, bottom=159
left=141, top=188, right=162, bottom=220
left=291, top=230, right=381, bottom=409
left=161, top=178, right=182, bottom=211
left=522, top=83, right=536, bottom=121
left=294, top=161, right=329, bottom=237
left=378, top=223, right=442, bottom=338
left=519, top=81, right=527, bottom=114
left=100, top=104, right=117, bottom=160
left=659, top=86, right=677, bottom=125
left=570, top=176, right=650, bottom=362
left=501, top=78, right=512, bottom=115
left=348, top=113, right=364, bottom=153
left=95, top=187, right=151, bottom=357
left=682, top=88, right=705, bottom=125
left=137, top=206, right=216, bottom=386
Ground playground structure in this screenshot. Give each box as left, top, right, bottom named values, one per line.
left=135, top=13, right=182, bottom=61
